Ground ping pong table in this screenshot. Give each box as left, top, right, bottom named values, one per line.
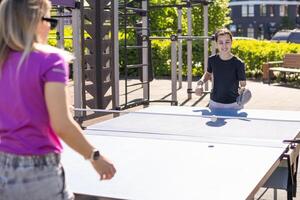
left=62, top=106, right=300, bottom=200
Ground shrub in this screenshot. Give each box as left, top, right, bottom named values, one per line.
left=232, top=40, right=300, bottom=78
left=48, top=27, right=300, bottom=79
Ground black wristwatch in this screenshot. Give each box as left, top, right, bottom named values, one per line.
left=88, top=149, right=101, bottom=161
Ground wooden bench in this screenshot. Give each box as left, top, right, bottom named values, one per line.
left=262, top=53, right=300, bottom=84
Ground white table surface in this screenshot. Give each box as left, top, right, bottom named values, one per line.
left=62, top=106, right=300, bottom=200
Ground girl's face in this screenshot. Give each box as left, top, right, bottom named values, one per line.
left=36, top=11, right=51, bottom=44
left=216, top=34, right=232, bottom=55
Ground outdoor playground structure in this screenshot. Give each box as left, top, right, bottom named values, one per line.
left=49, top=2, right=300, bottom=200
left=50, top=0, right=215, bottom=120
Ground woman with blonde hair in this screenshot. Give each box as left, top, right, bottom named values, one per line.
left=0, top=1, right=116, bottom=199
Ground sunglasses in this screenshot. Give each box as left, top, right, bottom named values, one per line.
left=42, top=17, right=58, bottom=30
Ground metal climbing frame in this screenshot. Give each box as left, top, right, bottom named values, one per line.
left=170, top=35, right=214, bottom=103
left=119, top=0, right=214, bottom=108
left=49, top=1, right=83, bottom=119
left=148, top=0, right=213, bottom=102
left=119, top=0, right=151, bottom=109
left=79, top=0, right=118, bottom=119
left=50, top=0, right=120, bottom=122
left=50, top=0, right=213, bottom=120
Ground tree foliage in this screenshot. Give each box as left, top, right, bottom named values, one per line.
left=145, top=0, right=231, bottom=78
left=149, top=0, right=231, bottom=37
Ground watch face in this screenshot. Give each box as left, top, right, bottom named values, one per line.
left=93, top=150, right=100, bottom=161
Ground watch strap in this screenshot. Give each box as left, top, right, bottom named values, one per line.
left=197, top=80, right=204, bottom=86
left=87, top=149, right=101, bottom=161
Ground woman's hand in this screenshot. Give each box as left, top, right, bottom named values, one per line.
left=195, top=85, right=204, bottom=96
left=91, top=155, right=116, bottom=180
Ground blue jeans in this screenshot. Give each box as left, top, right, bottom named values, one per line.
left=0, top=152, right=74, bottom=200
left=209, top=99, right=242, bottom=109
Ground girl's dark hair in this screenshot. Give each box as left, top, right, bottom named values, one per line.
left=214, top=28, right=233, bottom=42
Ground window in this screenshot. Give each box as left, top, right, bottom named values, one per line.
left=237, top=24, right=243, bottom=36
left=258, top=24, right=264, bottom=40
left=248, top=5, right=254, bottom=17
left=280, top=5, right=288, bottom=17
left=229, top=24, right=237, bottom=33
left=242, top=5, right=247, bottom=17
left=260, top=4, right=267, bottom=16
left=241, top=5, right=254, bottom=17
left=268, top=22, right=277, bottom=36
left=247, top=25, right=254, bottom=38
left=270, top=5, right=275, bottom=17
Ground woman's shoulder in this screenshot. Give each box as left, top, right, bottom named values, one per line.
left=33, top=44, right=74, bottom=63
left=30, top=49, right=63, bottom=63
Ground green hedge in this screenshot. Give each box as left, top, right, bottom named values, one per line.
left=119, top=39, right=205, bottom=78
left=148, top=39, right=300, bottom=78
left=48, top=27, right=73, bottom=52
left=232, top=40, right=300, bottom=78
left=48, top=29, right=300, bottom=79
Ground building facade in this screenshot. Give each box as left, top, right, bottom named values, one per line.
left=228, top=0, right=300, bottom=39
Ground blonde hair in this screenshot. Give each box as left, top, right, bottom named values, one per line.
left=0, top=0, right=51, bottom=72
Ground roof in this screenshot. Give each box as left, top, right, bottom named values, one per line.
left=271, top=30, right=300, bottom=44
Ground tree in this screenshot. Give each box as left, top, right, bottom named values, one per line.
left=149, top=0, right=231, bottom=37
left=193, top=0, right=232, bottom=36
left=120, top=0, right=232, bottom=77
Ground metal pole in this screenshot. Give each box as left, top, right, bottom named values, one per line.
left=210, top=37, right=216, bottom=91
left=72, top=2, right=83, bottom=119
left=178, top=35, right=212, bottom=40
left=171, top=39, right=177, bottom=104
left=273, top=189, right=278, bottom=200
left=187, top=0, right=192, bottom=99
left=148, top=36, right=170, bottom=40
left=211, top=39, right=216, bottom=55
left=203, top=3, right=209, bottom=92
left=113, top=0, right=120, bottom=109
left=177, top=7, right=183, bottom=89
left=57, top=6, right=65, bottom=49
left=142, top=0, right=149, bottom=101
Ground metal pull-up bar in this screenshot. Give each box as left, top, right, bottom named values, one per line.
left=148, top=34, right=215, bottom=104
left=148, top=35, right=213, bottom=41
left=50, top=0, right=76, bottom=8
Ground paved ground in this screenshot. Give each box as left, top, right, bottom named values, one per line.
left=68, top=78, right=300, bottom=200
left=114, top=79, right=300, bottom=111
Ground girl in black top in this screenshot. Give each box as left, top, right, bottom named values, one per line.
left=195, top=28, right=251, bottom=109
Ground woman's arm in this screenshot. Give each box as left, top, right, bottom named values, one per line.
left=197, top=71, right=212, bottom=86
left=44, top=82, right=116, bottom=180
left=195, top=72, right=212, bottom=96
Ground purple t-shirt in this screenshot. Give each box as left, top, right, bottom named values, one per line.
left=0, top=50, right=69, bottom=155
